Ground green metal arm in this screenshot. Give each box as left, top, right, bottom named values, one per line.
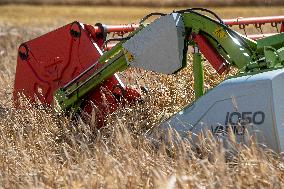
left=54, top=26, right=143, bottom=112
left=181, top=11, right=284, bottom=98
left=179, top=11, right=257, bottom=99
left=54, top=51, right=128, bottom=112
left=182, top=11, right=258, bottom=69
left=192, top=46, right=204, bottom=99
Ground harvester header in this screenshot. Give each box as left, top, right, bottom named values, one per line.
left=14, top=8, right=284, bottom=152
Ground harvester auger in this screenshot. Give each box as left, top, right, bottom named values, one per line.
left=14, top=8, right=284, bottom=152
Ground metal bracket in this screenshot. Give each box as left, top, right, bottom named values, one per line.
left=95, top=23, right=107, bottom=42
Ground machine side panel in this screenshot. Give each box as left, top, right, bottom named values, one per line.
left=161, top=69, right=284, bottom=152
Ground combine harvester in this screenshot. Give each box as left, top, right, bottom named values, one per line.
left=14, top=8, right=284, bottom=152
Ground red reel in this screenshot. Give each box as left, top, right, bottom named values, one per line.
left=14, top=21, right=141, bottom=127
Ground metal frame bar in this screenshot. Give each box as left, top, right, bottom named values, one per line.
left=193, top=46, right=204, bottom=99
left=223, top=16, right=284, bottom=26
left=90, top=16, right=284, bottom=52
left=86, top=16, right=284, bottom=35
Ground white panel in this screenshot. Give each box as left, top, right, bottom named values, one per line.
left=122, top=13, right=185, bottom=74
left=160, top=69, right=284, bottom=153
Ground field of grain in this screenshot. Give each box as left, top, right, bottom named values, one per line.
left=0, top=5, right=284, bottom=188
left=1, top=0, right=284, bottom=7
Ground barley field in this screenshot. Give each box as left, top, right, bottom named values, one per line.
left=0, top=5, right=284, bottom=188
left=1, top=0, right=284, bottom=7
